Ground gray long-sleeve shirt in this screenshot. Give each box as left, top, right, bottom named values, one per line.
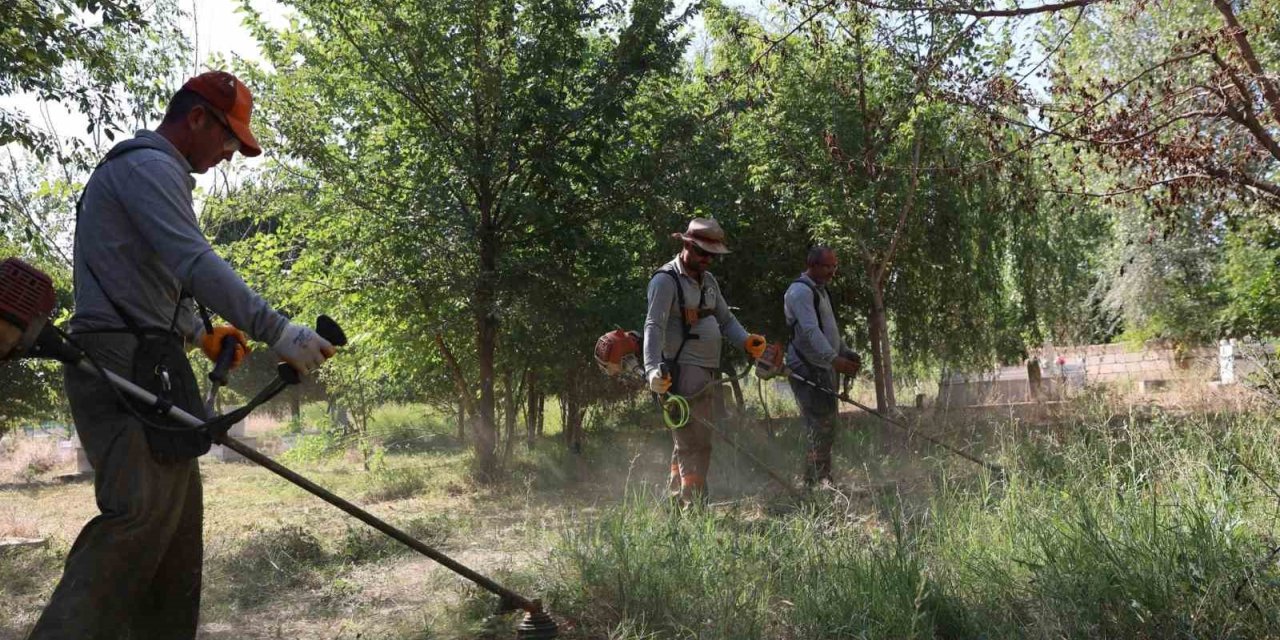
left=784, top=273, right=846, bottom=372
left=643, top=257, right=749, bottom=374
left=70, top=131, right=289, bottom=345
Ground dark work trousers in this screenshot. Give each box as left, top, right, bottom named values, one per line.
left=28, top=333, right=203, bottom=640
left=788, top=363, right=839, bottom=485
left=666, top=364, right=719, bottom=504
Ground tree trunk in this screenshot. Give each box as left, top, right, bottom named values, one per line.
left=561, top=369, right=585, bottom=454
left=535, top=392, right=545, bottom=436
left=474, top=219, right=499, bottom=479
left=559, top=397, right=567, bottom=443
left=565, top=398, right=584, bottom=454
left=502, top=368, right=517, bottom=461
left=868, top=275, right=896, bottom=411
left=525, top=371, right=538, bottom=449
left=327, top=399, right=351, bottom=436
left=727, top=369, right=746, bottom=416
left=290, top=386, right=302, bottom=423
left=456, top=396, right=466, bottom=443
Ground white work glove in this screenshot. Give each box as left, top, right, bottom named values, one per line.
left=647, top=368, right=672, bottom=394
left=272, top=322, right=336, bottom=375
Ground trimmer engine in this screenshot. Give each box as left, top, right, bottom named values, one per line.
left=594, top=329, right=644, bottom=380
left=0, top=257, right=56, bottom=361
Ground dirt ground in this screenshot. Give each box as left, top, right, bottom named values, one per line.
left=1, top=409, right=834, bottom=639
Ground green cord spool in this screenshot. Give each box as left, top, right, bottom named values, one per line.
left=662, top=393, right=690, bottom=429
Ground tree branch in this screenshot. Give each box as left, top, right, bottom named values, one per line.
left=847, top=0, right=1109, bottom=18
left=434, top=333, right=477, bottom=417
left=1040, top=174, right=1213, bottom=198
left=880, top=123, right=925, bottom=285
left=1213, top=0, right=1280, bottom=127
left=1204, top=164, right=1280, bottom=201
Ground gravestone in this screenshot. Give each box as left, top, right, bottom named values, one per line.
left=206, top=421, right=256, bottom=463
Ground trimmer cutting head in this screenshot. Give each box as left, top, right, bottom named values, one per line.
left=515, top=602, right=559, bottom=639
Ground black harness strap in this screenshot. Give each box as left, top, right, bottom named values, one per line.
left=655, top=266, right=708, bottom=365
left=789, top=278, right=830, bottom=371
left=74, top=141, right=208, bottom=418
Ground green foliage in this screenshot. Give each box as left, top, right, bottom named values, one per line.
left=220, top=0, right=694, bottom=475
left=1221, top=218, right=1280, bottom=337
left=366, top=404, right=457, bottom=453
left=278, top=433, right=343, bottom=464
left=361, top=464, right=429, bottom=503
left=699, top=2, right=1097, bottom=381
left=1048, top=1, right=1280, bottom=346
left=543, top=405, right=1280, bottom=638
left=0, top=0, right=188, bottom=160
left=1097, top=202, right=1226, bottom=346
left=550, top=495, right=951, bottom=638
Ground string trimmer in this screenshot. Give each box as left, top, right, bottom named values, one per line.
left=754, top=343, right=1005, bottom=478
left=0, top=257, right=559, bottom=639
left=595, top=329, right=800, bottom=496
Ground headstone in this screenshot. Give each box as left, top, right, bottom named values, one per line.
left=56, top=438, right=76, bottom=464
left=1138, top=379, right=1168, bottom=394
left=1219, top=339, right=1236, bottom=385
left=0, top=538, right=47, bottom=553
left=70, top=435, right=92, bottom=474
left=206, top=421, right=253, bottom=462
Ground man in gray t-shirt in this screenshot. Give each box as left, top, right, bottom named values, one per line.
left=784, top=246, right=861, bottom=487
left=28, top=71, right=335, bottom=640
left=643, top=218, right=766, bottom=505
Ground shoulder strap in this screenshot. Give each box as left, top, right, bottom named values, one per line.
left=654, top=266, right=697, bottom=364
left=74, top=138, right=175, bottom=225
left=656, top=267, right=687, bottom=331
left=789, top=279, right=824, bottom=333
left=789, top=279, right=828, bottom=371
left=75, top=139, right=186, bottom=336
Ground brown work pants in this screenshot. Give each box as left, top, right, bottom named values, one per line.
left=28, top=334, right=203, bottom=640
left=666, top=364, right=719, bottom=505
left=788, top=363, right=839, bottom=485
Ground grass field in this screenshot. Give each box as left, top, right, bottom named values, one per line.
left=3, top=388, right=1279, bottom=639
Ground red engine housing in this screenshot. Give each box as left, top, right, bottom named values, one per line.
left=0, top=257, right=57, bottom=360
left=594, top=329, right=643, bottom=378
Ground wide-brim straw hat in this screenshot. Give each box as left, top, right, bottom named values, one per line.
left=671, top=217, right=730, bottom=254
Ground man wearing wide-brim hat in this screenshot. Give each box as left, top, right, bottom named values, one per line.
left=643, top=218, right=768, bottom=505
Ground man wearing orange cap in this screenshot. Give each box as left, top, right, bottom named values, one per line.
left=643, top=218, right=768, bottom=506
left=27, top=71, right=335, bottom=639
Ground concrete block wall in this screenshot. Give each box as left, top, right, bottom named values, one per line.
left=939, top=341, right=1229, bottom=408
left=1044, top=342, right=1215, bottom=384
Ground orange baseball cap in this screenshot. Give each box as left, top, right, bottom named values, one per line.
left=181, top=71, right=262, bottom=157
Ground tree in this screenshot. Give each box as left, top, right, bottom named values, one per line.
left=1031, top=2, right=1280, bottom=344
left=2, top=0, right=188, bottom=162
left=1042, top=1, right=1280, bottom=209
left=704, top=2, right=1087, bottom=409
left=235, top=0, right=689, bottom=478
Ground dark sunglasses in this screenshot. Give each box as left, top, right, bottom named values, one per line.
left=204, top=107, right=241, bottom=152
left=689, top=244, right=716, bottom=258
